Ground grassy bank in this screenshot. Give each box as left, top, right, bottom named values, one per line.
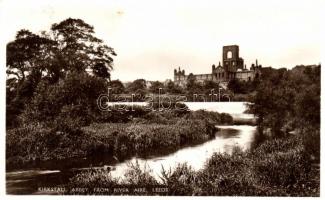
left=6, top=109, right=233, bottom=169
left=64, top=134, right=319, bottom=196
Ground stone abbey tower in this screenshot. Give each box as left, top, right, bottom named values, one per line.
left=174, top=45, right=262, bottom=87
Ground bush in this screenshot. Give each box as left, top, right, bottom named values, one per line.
left=65, top=160, right=158, bottom=195
left=253, top=147, right=309, bottom=187
left=252, top=136, right=310, bottom=187
left=300, top=128, right=320, bottom=162
left=96, top=105, right=150, bottom=123
left=160, top=163, right=197, bottom=195
left=124, top=119, right=212, bottom=153
left=184, top=110, right=233, bottom=125
left=67, top=169, right=119, bottom=194
left=83, top=116, right=218, bottom=156
left=195, top=150, right=257, bottom=196
left=6, top=124, right=86, bottom=168
left=21, top=72, right=107, bottom=126
left=122, top=161, right=158, bottom=186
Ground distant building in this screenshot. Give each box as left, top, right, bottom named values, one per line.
left=174, top=45, right=262, bottom=87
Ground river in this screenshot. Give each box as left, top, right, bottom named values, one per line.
left=6, top=102, right=257, bottom=194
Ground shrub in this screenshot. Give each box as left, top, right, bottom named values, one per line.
left=195, top=150, right=258, bottom=196
left=134, top=111, right=176, bottom=124
left=124, top=120, right=211, bottom=153
left=122, top=161, right=158, bottom=186
left=300, top=128, right=320, bottom=162
left=6, top=123, right=86, bottom=168
left=96, top=105, right=150, bottom=123
left=252, top=137, right=310, bottom=187
left=151, top=101, right=189, bottom=116
left=66, top=169, right=119, bottom=194
left=160, top=163, right=197, bottom=195
left=21, top=72, right=107, bottom=125
left=184, top=110, right=233, bottom=125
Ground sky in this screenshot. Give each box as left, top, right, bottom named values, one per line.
left=0, top=0, right=322, bottom=81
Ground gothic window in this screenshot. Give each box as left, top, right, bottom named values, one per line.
left=222, top=73, right=224, bottom=77
left=227, top=51, right=232, bottom=59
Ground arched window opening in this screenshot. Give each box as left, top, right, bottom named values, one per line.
left=227, top=51, right=233, bottom=59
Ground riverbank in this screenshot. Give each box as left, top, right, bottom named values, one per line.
left=64, top=134, right=319, bottom=196
left=6, top=109, right=233, bottom=170
left=7, top=124, right=257, bottom=194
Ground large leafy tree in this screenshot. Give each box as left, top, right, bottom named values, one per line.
left=6, top=29, right=57, bottom=82
left=51, top=18, right=116, bottom=78
left=6, top=30, right=58, bottom=127
left=250, top=65, right=320, bottom=138
left=23, top=72, right=107, bottom=126
left=6, top=18, right=117, bottom=128
left=7, top=18, right=116, bottom=84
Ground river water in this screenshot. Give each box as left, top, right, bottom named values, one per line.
left=6, top=102, right=257, bottom=194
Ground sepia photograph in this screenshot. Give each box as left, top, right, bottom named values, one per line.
left=2, top=0, right=322, bottom=197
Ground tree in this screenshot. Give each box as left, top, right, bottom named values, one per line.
left=6, top=18, right=117, bottom=128
left=166, top=81, right=183, bottom=94
left=250, top=66, right=320, bottom=138
left=250, top=73, right=294, bottom=137
left=227, top=79, right=246, bottom=94
left=186, top=73, right=196, bottom=90
left=186, top=73, right=203, bottom=96
left=108, top=79, right=125, bottom=94
left=23, top=72, right=107, bottom=126
left=203, top=80, right=219, bottom=94
left=51, top=18, right=116, bottom=79
left=6, top=30, right=58, bottom=127
left=149, top=81, right=164, bottom=93
left=125, top=79, right=147, bottom=101
left=92, top=63, right=111, bottom=80
left=127, top=79, right=147, bottom=92
left=6, top=29, right=57, bottom=82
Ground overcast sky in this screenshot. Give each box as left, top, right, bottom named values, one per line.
left=0, top=0, right=321, bottom=81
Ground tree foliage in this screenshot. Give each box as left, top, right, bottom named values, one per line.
left=6, top=18, right=116, bottom=128
left=51, top=18, right=116, bottom=77
left=250, top=65, right=320, bottom=139
left=149, top=81, right=164, bottom=93
left=108, top=79, right=125, bottom=94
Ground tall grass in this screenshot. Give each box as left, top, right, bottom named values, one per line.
left=65, top=135, right=319, bottom=196
left=6, top=110, right=230, bottom=169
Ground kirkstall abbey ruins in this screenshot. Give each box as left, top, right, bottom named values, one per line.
left=174, top=45, right=262, bottom=87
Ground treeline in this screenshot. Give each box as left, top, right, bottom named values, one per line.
left=107, top=78, right=226, bottom=102
left=250, top=65, right=321, bottom=159
left=107, top=77, right=257, bottom=102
